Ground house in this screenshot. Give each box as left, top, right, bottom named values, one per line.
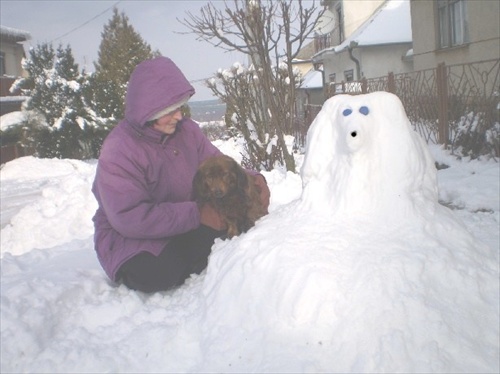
left=410, top=0, right=500, bottom=70
left=0, top=25, right=31, bottom=116
left=314, top=0, right=386, bottom=52
left=292, top=40, right=317, bottom=77
left=301, top=0, right=498, bottom=155
left=409, top=0, right=499, bottom=155
left=293, top=41, right=324, bottom=118
left=295, top=68, right=324, bottom=141
left=312, top=0, right=413, bottom=95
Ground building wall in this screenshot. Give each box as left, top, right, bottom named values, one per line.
left=323, top=50, right=356, bottom=83
left=358, top=44, right=413, bottom=77
left=322, top=0, right=385, bottom=46
left=322, top=43, right=413, bottom=83
left=296, top=88, right=324, bottom=112
left=341, top=0, right=385, bottom=38
left=294, top=61, right=314, bottom=78
left=0, top=40, right=26, bottom=77
left=0, top=40, right=27, bottom=115
left=410, top=0, right=500, bottom=70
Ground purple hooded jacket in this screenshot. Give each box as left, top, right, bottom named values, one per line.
left=92, top=57, right=221, bottom=281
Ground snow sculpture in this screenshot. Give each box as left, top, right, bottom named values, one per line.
left=300, top=91, right=437, bottom=219
left=199, top=92, right=498, bottom=373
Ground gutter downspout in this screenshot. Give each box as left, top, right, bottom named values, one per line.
left=347, top=41, right=361, bottom=80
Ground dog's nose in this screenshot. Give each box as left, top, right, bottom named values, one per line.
left=214, top=189, right=224, bottom=199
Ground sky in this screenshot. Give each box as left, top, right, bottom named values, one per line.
left=1, top=92, right=499, bottom=372
left=0, top=0, right=251, bottom=101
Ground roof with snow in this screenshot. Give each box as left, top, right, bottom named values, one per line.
left=0, top=25, right=31, bottom=43
left=315, top=0, right=411, bottom=57
left=299, top=69, right=323, bottom=89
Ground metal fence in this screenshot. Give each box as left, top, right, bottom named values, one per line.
left=298, top=59, right=500, bottom=158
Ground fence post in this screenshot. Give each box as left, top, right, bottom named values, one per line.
left=436, top=63, right=449, bottom=145
left=361, top=77, right=367, bottom=93
left=387, top=72, right=395, bottom=93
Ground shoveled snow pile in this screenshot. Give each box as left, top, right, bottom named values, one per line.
left=199, top=92, right=499, bottom=372
left=1, top=92, right=498, bottom=373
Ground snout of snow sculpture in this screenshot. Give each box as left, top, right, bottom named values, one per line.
left=199, top=92, right=498, bottom=373
left=300, top=91, right=437, bottom=218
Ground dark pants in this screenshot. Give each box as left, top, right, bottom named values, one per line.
left=117, top=225, right=225, bottom=293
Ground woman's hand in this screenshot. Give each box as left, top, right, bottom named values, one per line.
left=254, top=174, right=271, bottom=213
left=199, top=203, right=227, bottom=231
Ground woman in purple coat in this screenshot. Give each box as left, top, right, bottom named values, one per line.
left=92, top=56, right=269, bottom=293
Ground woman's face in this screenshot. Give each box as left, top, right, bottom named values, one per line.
left=153, top=108, right=183, bottom=135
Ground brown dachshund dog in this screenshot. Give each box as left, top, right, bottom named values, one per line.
left=193, top=155, right=268, bottom=238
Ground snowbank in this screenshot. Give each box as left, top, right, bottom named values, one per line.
left=1, top=93, right=498, bottom=373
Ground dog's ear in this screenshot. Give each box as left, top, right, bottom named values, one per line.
left=235, top=162, right=249, bottom=190
left=192, top=170, right=208, bottom=202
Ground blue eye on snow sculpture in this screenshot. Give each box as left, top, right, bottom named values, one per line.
left=342, top=108, right=352, bottom=116
left=359, top=106, right=369, bottom=115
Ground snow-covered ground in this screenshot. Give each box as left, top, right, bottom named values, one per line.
left=1, top=93, right=499, bottom=373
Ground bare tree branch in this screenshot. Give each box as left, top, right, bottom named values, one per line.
left=179, top=0, right=323, bottom=171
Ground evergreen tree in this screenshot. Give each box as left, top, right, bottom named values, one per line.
left=21, top=43, right=57, bottom=123
left=91, top=7, right=161, bottom=120
left=14, top=43, right=98, bottom=159
left=52, top=44, right=91, bottom=158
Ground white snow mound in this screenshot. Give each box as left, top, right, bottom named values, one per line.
left=199, top=92, right=499, bottom=372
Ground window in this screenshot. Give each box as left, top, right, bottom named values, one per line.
left=344, top=69, right=354, bottom=82
left=0, top=51, right=5, bottom=76
left=437, top=0, right=468, bottom=48
left=329, top=73, right=336, bottom=82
